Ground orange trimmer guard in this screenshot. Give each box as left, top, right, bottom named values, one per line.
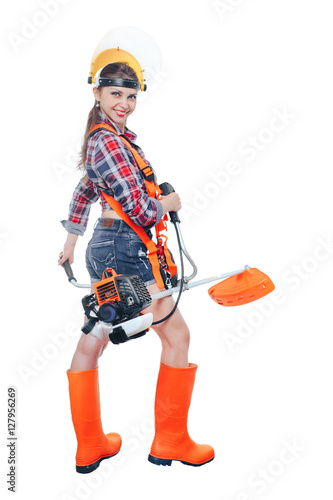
left=208, top=268, right=275, bottom=306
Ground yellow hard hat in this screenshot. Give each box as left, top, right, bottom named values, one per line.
left=88, top=47, right=147, bottom=92
left=87, top=27, right=163, bottom=93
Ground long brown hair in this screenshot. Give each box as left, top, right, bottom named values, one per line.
left=78, top=62, right=139, bottom=171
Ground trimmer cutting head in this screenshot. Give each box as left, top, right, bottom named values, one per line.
left=208, top=268, right=275, bottom=306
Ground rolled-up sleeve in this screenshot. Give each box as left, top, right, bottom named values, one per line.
left=87, top=132, right=163, bottom=228
left=61, top=176, right=99, bottom=235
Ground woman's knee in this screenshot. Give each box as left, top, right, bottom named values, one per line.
left=75, top=333, right=109, bottom=359
left=179, top=324, right=190, bottom=347
left=156, top=322, right=190, bottom=350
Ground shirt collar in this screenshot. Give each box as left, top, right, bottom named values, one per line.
left=97, top=110, right=137, bottom=142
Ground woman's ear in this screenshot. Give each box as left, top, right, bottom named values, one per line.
left=93, top=87, right=100, bottom=102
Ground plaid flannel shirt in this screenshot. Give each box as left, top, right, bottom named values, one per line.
left=61, top=111, right=163, bottom=235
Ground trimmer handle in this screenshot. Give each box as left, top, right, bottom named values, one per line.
left=159, top=182, right=181, bottom=224
left=63, top=259, right=77, bottom=283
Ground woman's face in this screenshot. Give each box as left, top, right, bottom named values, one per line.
left=94, top=85, right=138, bottom=131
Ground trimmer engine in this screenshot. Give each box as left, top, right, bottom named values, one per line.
left=82, top=268, right=152, bottom=344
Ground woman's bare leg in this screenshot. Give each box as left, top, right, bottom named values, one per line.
left=145, top=283, right=190, bottom=368
left=69, top=285, right=109, bottom=371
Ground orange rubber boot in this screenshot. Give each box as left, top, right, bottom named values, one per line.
left=148, top=363, right=215, bottom=467
left=67, top=367, right=121, bottom=473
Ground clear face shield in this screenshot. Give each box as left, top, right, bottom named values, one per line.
left=88, top=26, right=163, bottom=92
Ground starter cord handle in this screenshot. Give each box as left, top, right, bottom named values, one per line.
left=159, top=182, right=181, bottom=224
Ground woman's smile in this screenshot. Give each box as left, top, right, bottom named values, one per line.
left=114, top=109, right=127, bottom=117
left=94, top=86, right=137, bottom=132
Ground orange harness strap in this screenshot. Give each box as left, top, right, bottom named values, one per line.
left=100, top=191, right=165, bottom=289
left=88, top=123, right=177, bottom=290
left=89, top=123, right=157, bottom=198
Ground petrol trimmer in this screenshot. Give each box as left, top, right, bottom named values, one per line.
left=63, top=182, right=275, bottom=344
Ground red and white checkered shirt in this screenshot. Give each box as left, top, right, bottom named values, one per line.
left=61, top=111, right=163, bottom=235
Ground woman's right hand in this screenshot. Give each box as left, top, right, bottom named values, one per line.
left=58, top=233, right=79, bottom=266
left=58, top=246, right=74, bottom=266
left=160, top=192, right=182, bottom=215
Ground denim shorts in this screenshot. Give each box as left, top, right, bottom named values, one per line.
left=85, top=218, right=156, bottom=286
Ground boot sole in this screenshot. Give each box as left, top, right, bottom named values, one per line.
left=148, top=454, right=215, bottom=467
left=76, top=450, right=120, bottom=474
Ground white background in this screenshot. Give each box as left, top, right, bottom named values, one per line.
left=1, top=0, right=332, bottom=499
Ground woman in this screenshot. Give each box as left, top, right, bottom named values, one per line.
left=59, top=59, right=214, bottom=473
